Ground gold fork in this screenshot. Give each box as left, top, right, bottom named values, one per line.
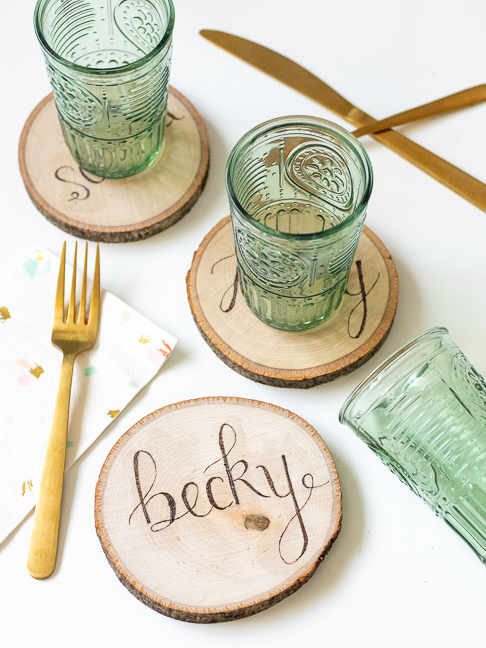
left=27, top=242, right=100, bottom=579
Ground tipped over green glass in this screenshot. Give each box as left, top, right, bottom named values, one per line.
left=340, top=327, right=486, bottom=563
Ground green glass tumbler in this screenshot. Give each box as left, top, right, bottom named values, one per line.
left=34, top=0, right=174, bottom=178
left=339, top=327, right=486, bottom=563
left=225, top=116, right=373, bottom=331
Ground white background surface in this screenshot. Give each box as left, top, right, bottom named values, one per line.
left=1, top=1, right=486, bottom=646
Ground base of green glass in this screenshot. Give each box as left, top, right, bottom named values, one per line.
left=59, top=118, right=166, bottom=179
left=238, top=268, right=346, bottom=331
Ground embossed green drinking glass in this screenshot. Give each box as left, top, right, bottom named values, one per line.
left=34, top=0, right=174, bottom=178
left=226, top=116, right=373, bottom=331
left=340, top=327, right=486, bottom=563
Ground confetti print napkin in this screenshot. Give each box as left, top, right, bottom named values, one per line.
left=0, top=246, right=177, bottom=543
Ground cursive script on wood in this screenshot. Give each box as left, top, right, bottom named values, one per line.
left=95, top=397, right=342, bottom=622
left=344, top=259, right=381, bottom=339
left=129, top=422, right=328, bottom=565
left=54, top=165, right=105, bottom=202
left=211, top=254, right=239, bottom=312
left=166, top=110, right=184, bottom=127
left=187, top=218, right=398, bottom=388
left=20, top=89, right=210, bottom=242
left=211, top=252, right=381, bottom=340
left=53, top=110, right=184, bottom=204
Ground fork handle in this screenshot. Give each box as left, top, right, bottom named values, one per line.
left=27, top=354, right=76, bottom=579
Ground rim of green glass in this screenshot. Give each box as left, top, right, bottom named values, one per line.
left=34, top=0, right=175, bottom=75
left=338, top=326, right=450, bottom=424
left=225, top=115, right=373, bottom=241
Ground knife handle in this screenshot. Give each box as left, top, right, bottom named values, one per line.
left=348, top=107, right=486, bottom=211
left=352, top=84, right=486, bottom=138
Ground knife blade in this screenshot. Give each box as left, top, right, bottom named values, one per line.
left=201, top=29, right=486, bottom=212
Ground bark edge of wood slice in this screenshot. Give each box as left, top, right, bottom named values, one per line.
left=94, top=396, right=342, bottom=623
left=186, top=217, right=399, bottom=388
left=18, top=87, right=209, bottom=242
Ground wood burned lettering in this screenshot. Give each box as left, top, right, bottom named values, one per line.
left=129, top=423, right=329, bottom=565
left=166, top=110, right=184, bottom=127
left=54, top=165, right=105, bottom=203
left=211, top=254, right=239, bottom=312
left=53, top=112, right=183, bottom=204
left=210, top=254, right=381, bottom=336
left=344, top=259, right=380, bottom=339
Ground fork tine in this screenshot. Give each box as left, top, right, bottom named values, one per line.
left=78, top=242, right=88, bottom=325
left=66, top=242, right=78, bottom=323
left=88, top=243, right=100, bottom=330
left=55, top=242, right=66, bottom=324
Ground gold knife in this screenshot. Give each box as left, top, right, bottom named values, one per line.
left=352, top=84, right=486, bottom=138
left=201, top=29, right=486, bottom=212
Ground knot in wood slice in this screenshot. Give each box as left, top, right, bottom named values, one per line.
left=244, top=513, right=270, bottom=531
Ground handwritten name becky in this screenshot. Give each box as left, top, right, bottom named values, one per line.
left=129, top=423, right=329, bottom=564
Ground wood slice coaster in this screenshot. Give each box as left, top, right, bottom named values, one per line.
left=187, top=217, right=398, bottom=388
left=95, top=397, right=342, bottom=623
left=19, top=88, right=209, bottom=242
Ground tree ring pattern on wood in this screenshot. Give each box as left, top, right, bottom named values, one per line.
left=187, top=217, right=399, bottom=388
left=18, top=87, right=209, bottom=242
left=95, top=397, right=342, bottom=623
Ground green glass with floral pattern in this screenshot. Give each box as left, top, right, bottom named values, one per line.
left=225, top=116, right=373, bottom=331
left=340, top=327, right=486, bottom=563
left=34, top=0, right=174, bottom=178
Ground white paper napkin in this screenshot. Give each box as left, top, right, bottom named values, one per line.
left=0, top=246, right=177, bottom=543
